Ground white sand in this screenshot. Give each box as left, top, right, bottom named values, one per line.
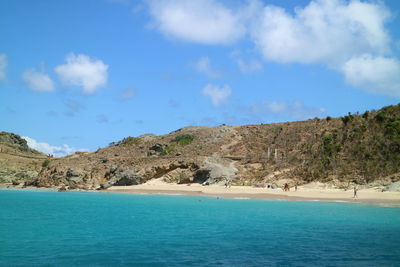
left=106, top=178, right=400, bottom=207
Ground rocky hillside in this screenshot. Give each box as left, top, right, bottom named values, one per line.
left=0, top=132, right=46, bottom=184
left=22, top=104, right=400, bottom=190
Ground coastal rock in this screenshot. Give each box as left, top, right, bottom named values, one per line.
left=12, top=180, right=21, bottom=186
left=99, top=182, right=113, bottom=190
left=100, top=168, right=143, bottom=189
left=58, top=185, right=67, bottom=192
left=113, top=169, right=142, bottom=186
left=66, top=168, right=85, bottom=183
left=198, top=157, right=237, bottom=185
left=163, top=168, right=193, bottom=184
left=384, top=181, right=400, bottom=192
left=193, top=169, right=210, bottom=184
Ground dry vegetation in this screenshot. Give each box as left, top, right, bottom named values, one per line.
left=1, top=104, right=399, bottom=189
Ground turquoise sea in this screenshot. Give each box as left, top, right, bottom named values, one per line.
left=1, top=190, right=400, bottom=267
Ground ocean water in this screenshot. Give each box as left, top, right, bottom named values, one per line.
left=1, top=190, right=400, bottom=267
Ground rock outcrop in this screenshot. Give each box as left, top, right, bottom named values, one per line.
left=197, top=156, right=237, bottom=185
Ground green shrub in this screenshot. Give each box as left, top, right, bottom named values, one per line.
left=341, top=116, right=351, bottom=125
left=323, top=136, right=334, bottom=156
left=160, top=145, right=176, bottom=155
left=109, top=136, right=141, bottom=147
left=385, top=120, right=400, bottom=136
left=172, top=134, right=195, bottom=146
left=42, top=159, right=51, bottom=167
left=375, top=111, right=387, bottom=122
left=120, top=136, right=141, bottom=146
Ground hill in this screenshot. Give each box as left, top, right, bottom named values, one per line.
left=21, top=104, right=400, bottom=190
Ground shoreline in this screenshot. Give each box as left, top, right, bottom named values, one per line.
left=2, top=182, right=400, bottom=207
left=102, top=186, right=400, bottom=207
left=104, top=179, right=400, bottom=207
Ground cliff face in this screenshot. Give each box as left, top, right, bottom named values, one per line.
left=0, top=132, right=46, bottom=184
left=24, top=104, right=400, bottom=190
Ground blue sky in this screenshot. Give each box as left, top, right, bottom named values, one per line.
left=1, top=0, right=399, bottom=156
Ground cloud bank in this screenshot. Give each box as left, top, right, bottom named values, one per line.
left=55, top=53, right=108, bottom=94
left=147, top=0, right=399, bottom=97
left=22, top=136, right=88, bottom=157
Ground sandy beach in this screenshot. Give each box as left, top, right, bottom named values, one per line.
left=104, top=178, right=400, bottom=207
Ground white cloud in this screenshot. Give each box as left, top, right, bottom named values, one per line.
left=22, top=136, right=88, bottom=157
left=237, top=59, right=263, bottom=73
left=202, top=83, right=231, bottom=107
left=0, top=54, right=8, bottom=80
left=147, top=0, right=246, bottom=44
left=148, top=0, right=392, bottom=65
left=195, top=57, right=220, bottom=78
left=252, top=0, right=398, bottom=96
left=22, top=68, right=55, bottom=92
left=342, top=54, right=400, bottom=97
left=146, top=0, right=399, bottom=97
left=55, top=53, right=108, bottom=94
left=252, top=0, right=391, bottom=66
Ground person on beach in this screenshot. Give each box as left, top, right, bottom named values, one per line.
left=295, top=184, right=298, bottom=191
left=353, top=186, right=358, bottom=198
left=284, top=183, right=290, bottom=191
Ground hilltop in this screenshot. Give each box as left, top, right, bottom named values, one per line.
left=13, top=103, right=399, bottom=191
